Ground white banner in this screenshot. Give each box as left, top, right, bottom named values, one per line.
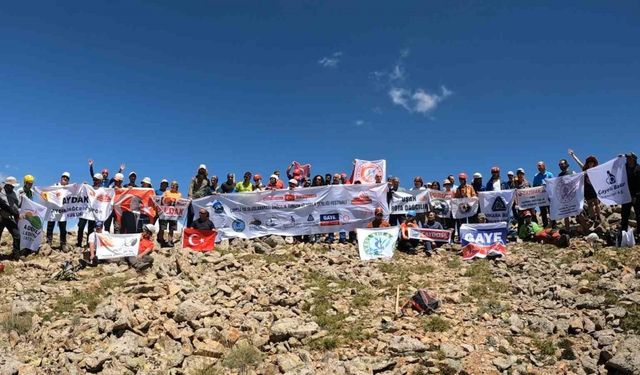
left=478, top=190, right=515, bottom=222
left=546, top=173, right=585, bottom=220
left=192, top=184, right=389, bottom=239
left=82, top=186, right=115, bottom=221
left=428, top=190, right=453, bottom=218
left=586, top=156, right=632, bottom=205
left=18, top=198, right=47, bottom=252
left=153, top=196, right=190, bottom=221
left=353, top=159, right=386, bottom=184
left=96, top=232, right=140, bottom=259
left=515, top=186, right=549, bottom=210
left=389, top=189, right=430, bottom=215
left=451, top=197, right=479, bottom=219
left=357, top=226, right=398, bottom=260
left=35, top=183, right=85, bottom=221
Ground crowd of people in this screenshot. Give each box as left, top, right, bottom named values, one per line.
left=1, top=151, right=639, bottom=265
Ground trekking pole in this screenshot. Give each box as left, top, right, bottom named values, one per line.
left=395, top=285, right=400, bottom=316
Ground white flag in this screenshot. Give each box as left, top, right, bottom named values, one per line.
left=356, top=227, right=398, bottom=261
left=547, top=173, right=585, bottom=220
left=451, top=197, right=479, bottom=219
left=82, top=185, right=115, bottom=221
left=35, top=183, right=83, bottom=221
left=96, top=232, right=140, bottom=259
left=478, top=190, right=515, bottom=222
left=586, top=156, right=632, bottom=205
left=18, top=198, right=47, bottom=252
left=353, top=159, right=386, bottom=184
left=515, top=186, right=549, bottom=210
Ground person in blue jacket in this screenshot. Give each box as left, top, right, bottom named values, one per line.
left=485, top=167, right=509, bottom=191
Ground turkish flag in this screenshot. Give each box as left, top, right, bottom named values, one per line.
left=182, top=228, right=216, bottom=252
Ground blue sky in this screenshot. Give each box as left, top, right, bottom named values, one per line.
left=1, top=1, right=638, bottom=190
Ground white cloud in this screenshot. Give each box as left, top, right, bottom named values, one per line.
left=355, top=120, right=365, bottom=126
left=318, top=52, right=343, bottom=68
left=389, top=86, right=452, bottom=114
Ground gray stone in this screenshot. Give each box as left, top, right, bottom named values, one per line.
left=606, top=335, right=640, bottom=374
left=493, top=356, right=514, bottom=371
left=606, top=306, right=627, bottom=319
left=439, top=343, right=466, bottom=359
left=388, top=336, right=427, bottom=353
left=264, top=235, right=286, bottom=248
left=277, top=353, right=304, bottom=372
left=174, top=299, right=205, bottom=323
left=254, top=242, right=272, bottom=254
left=0, top=356, right=23, bottom=375
left=270, top=318, right=319, bottom=341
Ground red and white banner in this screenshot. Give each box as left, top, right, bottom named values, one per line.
left=290, top=161, right=311, bottom=179
left=408, top=227, right=452, bottom=243
left=96, top=232, right=140, bottom=259
left=82, top=185, right=115, bottom=221
left=450, top=197, right=479, bottom=219
left=153, top=196, right=191, bottom=221
left=35, top=183, right=84, bottom=221
left=515, top=186, right=549, bottom=210
left=182, top=228, right=216, bottom=252
left=460, top=222, right=508, bottom=260
left=113, top=188, right=156, bottom=222
left=428, top=190, right=453, bottom=218
left=353, top=159, right=386, bottom=184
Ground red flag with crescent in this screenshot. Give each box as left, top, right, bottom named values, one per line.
left=113, top=188, right=157, bottom=222
left=182, top=228, right=216, bottom=252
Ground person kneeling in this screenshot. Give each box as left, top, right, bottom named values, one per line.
left=127, top=224, right=156, bottom=271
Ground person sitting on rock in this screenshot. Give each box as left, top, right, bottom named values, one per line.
left=127, top=224, right=156, bottom=271
left=399, top=210, right=420, bottom=253
left=367, top=207, right=390, bottom=228
left=85, top=220, right=104, bottom=267
left=519, top=211, right=570, bottom=248
left=422, top=211, right=444, bottom=255
left=190, top=208, right=215, bottom=230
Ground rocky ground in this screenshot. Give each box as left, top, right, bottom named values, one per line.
left=0, top=230, right=639, bottom=375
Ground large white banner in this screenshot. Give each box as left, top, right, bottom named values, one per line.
left=428, top=190, right=453, bottom=218
left=18, top=198, right=47, bottom=252
left=547, top=173, right=585, bottom=220
left=35, top=183, right=85, bottom=221
left=478, top=190, right=515, bottom=222
left=153, top=196, right=190, bottom=221
left=451, top=197, right=479, bottom=219
left=192, top=184, right=389, bottom=239
left=389, top=189, right=429, bottom=215
left=82, top=186, right=115, bottom=221
left=353, top=159, right=386, bottom=184
left=96, top=232, right=140, bottom=259
left=515, top=186, right=549, bottom=210
left=586, top=156, right=632, bottom=205
left=357, top=226, right=398, bottom=261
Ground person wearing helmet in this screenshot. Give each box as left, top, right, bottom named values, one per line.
left=399, top=210, right=419, bottom=253
left=251, top=174, right=265, bottom=191
left=158, top=181, right=182, bottom=246
left=454, top=173, right=476, bottom=198
left=367, top=207, right=390, bottom=228
left=265, top=174, right=281, bottom=190
left=124, top=171, right=138, bottom=187
left=235, top=172, right=254, bottom=193
left=126, top=224, right=156, bottom=271
left=89, top=159, right=125, bottom=188
left=472, top=172, right=485, bottom=193
left=485, top=167, right=508, bottom=191
left=18, top=175, right=35, bottom=205
left=76, top=173, right=103, bottom=247
left=46, top=172, right=71, bottom=249
left=0, top=176, right=21, bottom=256
left=533, top=161, right=555, bottom=228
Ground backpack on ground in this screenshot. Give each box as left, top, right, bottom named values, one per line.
left=402, top=289, right=440, bottom=315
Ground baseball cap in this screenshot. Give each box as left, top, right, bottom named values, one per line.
left=199, top=164, right=207, bottom=170
left=161, top=179, right=169, bottom=184
left=270, top=174, right=278, bottom=180
left=129, top=171, right=137, bottom=177
left=61, top=172, right=71, bottom=178
left=406, top=210, right=417, bottom=217
left=141, top=177, right=151, bottom=185
left=93, top=173, right=103, bottom=180
left=507, top=171, right=514, bottom=176
left=95, top=221, right=104, bottom=228
left=288, top=178, right=298, bottom=185
left=516, top=168, right=525, bottom=174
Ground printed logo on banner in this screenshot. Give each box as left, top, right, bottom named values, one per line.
left=557, top=178, right=578, bottom=204
left=351, top=193, right=372, bottom=205
left=491, top=197, right=507, bottom=212
left=307, top=215, right=314, bottom=222
left=249, top=218, right=262, bottom=226
left=232, top=219, right=245, bottom=232
left=212, top=201, right=224, bottom=214
left=358, top=162, right=384, bottom=183
left=458, top=202, right=472, bottom=214
left=430, top=199, right=450, bottom=217
left=363, top=231, right=394, bottom=257
left=606, top=171, right=616, bottom=185
left=320, top=213, right=340, bottom=226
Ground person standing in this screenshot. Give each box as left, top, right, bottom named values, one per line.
left=0, top=176, right=21, bottom=256
left=621, top=152, right=640, bottom=235
left=533, top=161, right=554, bottom=228
left=235, top=172, right=254, bottom=193
left=219, top=173, right=236, bottom=193
left=485, top=167, right=507, bottom=191
left=46, top=172, right=71, bottom=249
left=17, top=175, right=35, bottom=205
left=125, top=172, right=138, bottom=187
left=187, top=165, right=211, bottom=227
left=557, top=159, right=575, bottom=230
left=156, top=179, right=169, bottom=196
left=158, top=181, right=182, bottom=246
left=76, top=174, right=103, bottom=247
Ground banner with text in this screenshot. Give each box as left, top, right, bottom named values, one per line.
left=586, top=156, right=632, bottom=206
left=353, top=159, right=386, bottom=184
left=35, top=184, right=85, bottom=221
left=192, top=184, right=389, bottom=239
left=451, top=197, right=479, bottom=219
left=408, top=227, right=452, bottom=243
left=428, top=190, right=453, bottom=218
left=389, top=189, right=429, bottom=215
left=81, top=186, right=115, bottom=221
left=546, top=173, right=585, bottom=220
left=357, top=226, right=398, bottom=261
left=96, top=232, right=140, bottom=259
left=18, top=197, right=47, bottom=252
left=153, top=196, right=191, bottom=221
left=515, top=186, right=549, bottom=210
left=478, top=190, right=515, bottom=222
left=460, top=222, right=508, bottom=260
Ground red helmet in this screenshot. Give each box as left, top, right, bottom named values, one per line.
left=458, top=173, right=468, bottom=180
left=293, top=168, right=302, bottom=176
left=491, top=166, right=500, bottom=173
left=253, top=174, right=262, bottom=181
left=101, top=168, right=109, bottom=174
